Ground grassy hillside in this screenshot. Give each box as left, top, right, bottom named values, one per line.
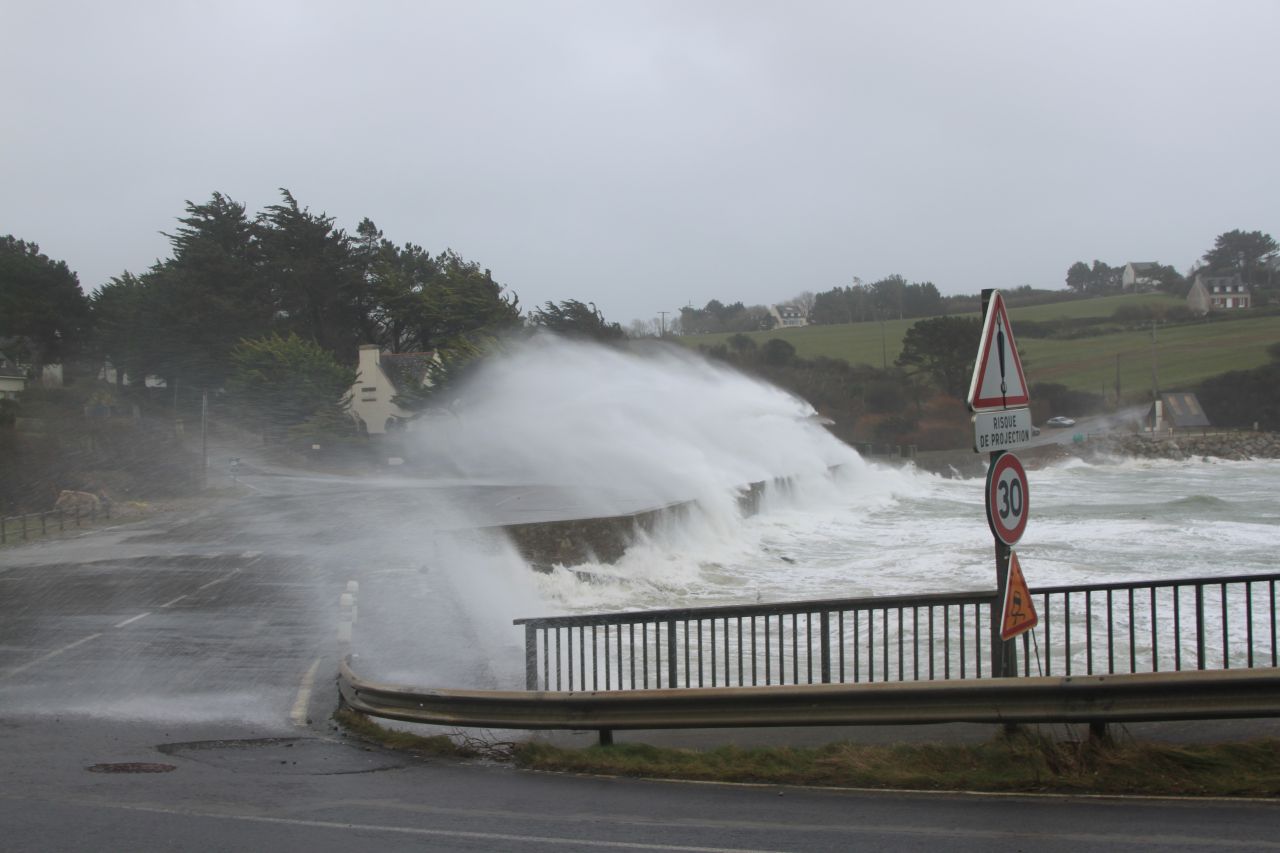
left=679, top=294, right=1280, bottom=397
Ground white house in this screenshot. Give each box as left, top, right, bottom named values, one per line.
left=1121, top=262, right=1160, bottom=292
left=0, top=359, right=26, bottom=400
left=348, top=345, right=435, bottom=435
left=769, top=305, right=808, bottom=328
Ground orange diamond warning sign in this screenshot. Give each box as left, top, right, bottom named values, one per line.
left=1000, top=551, right=1038, bottom=641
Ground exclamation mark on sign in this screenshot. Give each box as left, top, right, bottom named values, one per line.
left=996, top=317, right=1007, bottom=402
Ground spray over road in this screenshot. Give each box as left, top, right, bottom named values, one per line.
left=3, top=337, right=1279, bottom=849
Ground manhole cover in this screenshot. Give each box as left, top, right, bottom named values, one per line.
left=87, top=763, right=177, bottom=774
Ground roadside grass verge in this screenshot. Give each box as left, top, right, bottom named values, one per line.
left=335, top=710, right=1280, bottom=797
left=334, top=708, right=484, bottom=759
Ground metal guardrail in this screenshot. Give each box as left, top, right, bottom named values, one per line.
left=0, top=503, right=110, bottom=545
left=339, top=659, right=1280, bottom=731
left=514, top=572, right=1280, bottom=692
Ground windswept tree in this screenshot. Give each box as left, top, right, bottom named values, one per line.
left=1064, top=260, right=1120, bottom=294
left=895, top=316, right=982, bottom=398
left=527, top=299, right=625, bottom=341
left=1203, top=230, right=1278, bottom=285
left=0, top=236, right=90, bottom=365
left=225, top=333, right=355, bottom=441
left=256, top=189, right=363, bottom=357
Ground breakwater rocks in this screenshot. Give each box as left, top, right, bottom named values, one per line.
left=895, top=432, right=1280, bottom=478
left=1087, top=431, right=1280, bottom=462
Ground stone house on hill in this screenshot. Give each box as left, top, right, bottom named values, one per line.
left=347, top=345, right=435, bottom=435
left=1187, top=272, right=1251, bottom=315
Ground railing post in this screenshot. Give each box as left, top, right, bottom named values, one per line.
left=1195, top=585, right=1206, bottom=670
left=820, top=611, right=831, bottom=683
left=524, top=625, right=538, bottom=690
left=666, top=619, right=677, bottom=689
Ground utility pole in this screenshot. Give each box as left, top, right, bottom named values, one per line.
left=1115, top=353, right=1121, bottom=410
left=1150, top=321, right=1160, bottom=435
left=1151, top=320, right=1159, bottom=399
left=201, top=389, right=208, bottom=489
left=657, top=311, right=669, bottom=337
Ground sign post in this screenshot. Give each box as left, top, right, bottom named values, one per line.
left=968, top=289, right=1034, bottom=678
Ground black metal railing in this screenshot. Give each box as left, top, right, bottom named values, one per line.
left=514, top=571, right=1280, bottom=691
left=0, top=503, right=110, bottom=545
left=1030, top=572, right=1280, bottom=677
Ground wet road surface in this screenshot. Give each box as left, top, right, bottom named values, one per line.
left=2, top=465, right=1278, bottom=851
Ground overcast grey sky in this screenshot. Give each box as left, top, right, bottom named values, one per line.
left=3, top=0, right=1277, bottom=326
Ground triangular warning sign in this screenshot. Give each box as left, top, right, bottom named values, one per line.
left=967, top=291, right=1030, bottom=412
left=1000, top=551, right=1038, bottom=641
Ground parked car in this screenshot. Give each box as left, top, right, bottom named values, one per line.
left=1045, top=416, right=1076, bottom=428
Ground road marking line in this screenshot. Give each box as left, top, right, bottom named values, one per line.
left=106, top=804, right=792, bottom=852
left=3, top=633, right=104, bottom=680
left=159, top=595, right=187, bottom=608
left=290, top=657, right=322, bottom=726
left=198, top=568, right=241, bottom=590
left=114, top=613, right=150, bottom=628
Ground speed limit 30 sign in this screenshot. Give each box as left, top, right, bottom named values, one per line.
left=986, top=451, right=1029, bottom=545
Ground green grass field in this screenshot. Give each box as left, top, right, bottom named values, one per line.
left=679, top=294, right=1280, bottom=396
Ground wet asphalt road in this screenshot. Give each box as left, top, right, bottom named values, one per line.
left=2, top=464, right=1279, bottom=851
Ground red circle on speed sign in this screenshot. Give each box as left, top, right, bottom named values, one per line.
left=986, top=451, right=1029, bottom=545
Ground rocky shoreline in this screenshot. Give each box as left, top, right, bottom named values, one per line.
left=910, top=431, right=1280, bottom=477
left=1086, top=431, right=1280, bottom=462
left=507, top=432, right=1279, bottom=568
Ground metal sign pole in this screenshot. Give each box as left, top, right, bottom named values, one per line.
left=979, top=288, right=1018, bottom=679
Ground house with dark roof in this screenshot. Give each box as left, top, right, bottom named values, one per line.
left=769, top=304, right=808, bottom=328
left=1122, top=262, right=1161, bottom=292
left=1147, top=392, right=1212, bottom=432
left=348, top=345, right=435, bottom=435
left=1188, top=272, right=1251, bottom=313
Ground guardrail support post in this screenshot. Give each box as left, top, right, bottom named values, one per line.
left=820, top=612, right=831, bottom=683
left=524, top=625, right=538, bottom=690
left=598, top=729, right=613, bottom=747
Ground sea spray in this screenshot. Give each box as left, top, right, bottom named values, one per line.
left=404, top=334, right=942, bottom=613
left=411, top=334, right=863, bottom=515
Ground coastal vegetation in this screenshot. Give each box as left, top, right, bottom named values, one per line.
left=2, top=198, right=1278, bottom=512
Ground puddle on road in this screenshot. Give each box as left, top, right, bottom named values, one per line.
left=157, top=736, right=407, bottom=775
